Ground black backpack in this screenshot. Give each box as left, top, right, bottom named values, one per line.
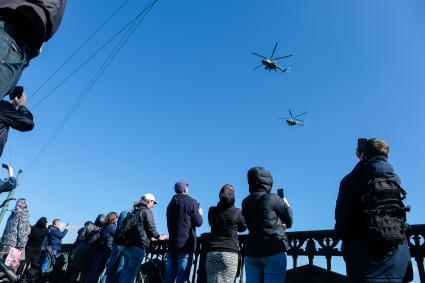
left=115, top=209, right=141, bottom=246
left=360, top=176, right=410, bottom=246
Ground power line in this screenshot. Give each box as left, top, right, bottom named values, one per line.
left=29, top=0, right=132, bottom=101
left=26, top=0, right=158, bottom=174
left=30, top=1, right=155, bottom=111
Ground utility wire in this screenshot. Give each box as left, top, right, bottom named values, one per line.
left=26, top=0, right=158, bottom=174
left=30, top=1, right=154, bottom=111
left=29, top=0, right=132, bottom=101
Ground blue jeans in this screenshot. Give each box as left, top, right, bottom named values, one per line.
left=163, top=252, right=193, bottom=283
left=86, top=251, right=110, bottom=283
left=245, top=252, right=287, bottom=283
left=0, top=19, right=28, bottom=98
left=99, top=245, right=125, bottom=283
left=118, top=246, right=145, bottom=283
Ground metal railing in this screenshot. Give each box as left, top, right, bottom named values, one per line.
left=62, top=224, right=425, bottom=282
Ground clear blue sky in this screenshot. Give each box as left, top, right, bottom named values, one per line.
left=1, top=0, right=424, bottom=260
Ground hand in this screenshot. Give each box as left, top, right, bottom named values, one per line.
left=6, top=165, right=13, bottom=177
left=159, top=234, right=168, bottom=241
left=283, top=198, right=290, bottom=207
left=65, top=223, right=71, bottom=230
left=198, top=207, right=203, bottom=216
left=13, top=93, right=27, bottom=107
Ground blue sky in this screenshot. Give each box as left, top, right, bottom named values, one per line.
left=0, top=0, right=424, bottom=274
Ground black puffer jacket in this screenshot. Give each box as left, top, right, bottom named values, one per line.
left=242, top=167, right=293, bottom=257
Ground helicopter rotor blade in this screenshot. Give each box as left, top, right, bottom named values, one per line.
left=252, top=64, right=263, bottom=70
left=293, top=112, right=307, bottom=118
left=273, top=54, right=293, bottom=60
left=276, top=117, right=288, bottom=120
left=251, top=52, right=267, bottom=59
left=289, top=110, right=293, bottom=117
left=270, top=42, right=278, bottom=58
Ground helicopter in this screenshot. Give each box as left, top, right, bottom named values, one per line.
left=277, top=110, right=307, bottom=126
left=252, top=42, right=292, bottom=73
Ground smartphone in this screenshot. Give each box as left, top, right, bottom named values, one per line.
left=357, top=138, right=368, bottom=153
left=277, top=188, right=285, bottom=199
left=9, top=86, right=24, bottom=101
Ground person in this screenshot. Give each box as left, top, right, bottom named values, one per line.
left=241, top=166, right=293, bottom=283
left=118, top=193, right=166, bottom=283
left=164, top=179, right=203, bottom=283
left=0, top=198, right=31, bottom=270
left=86, top=212, right=118, bottom=283
left=99, top=199, right=143, bottom=283
left=68, top=215, right=104, bottom=283
left=206, top=184, right=246, bottom=283
left=41, top=219, right=70, bottom=278
left=0, top=0, right=68, bottom=98
left=23, top=217, right=48, bottom=279
left=0, top=90, right=33, bottom=157
left=335, top=138, right=413, bottom=282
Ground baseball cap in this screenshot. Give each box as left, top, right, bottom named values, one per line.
left=174, top=179, right=188, bottom=194
left=143, top=193, right=158, bottom=204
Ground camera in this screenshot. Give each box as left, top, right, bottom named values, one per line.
left=9, top=86, right=24, bottom=101
left=277, top=188, right=284, bottom=199
left=357, top=138, right=368, bottom=154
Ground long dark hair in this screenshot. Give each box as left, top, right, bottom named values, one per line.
left=217, top=184, right=235, bottom=210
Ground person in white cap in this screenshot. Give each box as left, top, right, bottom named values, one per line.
left=117, top=193, right=166, bottom=283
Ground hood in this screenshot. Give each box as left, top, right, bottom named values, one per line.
left=247, top=166, right=273, bottom=193
left=35, top=217, right=48, bottom=229
left=94, top=214, right=106, bottom=227
left=134, top=199, right=149, bottom=209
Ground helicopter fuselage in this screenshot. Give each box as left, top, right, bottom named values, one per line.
left=262, top=59, right=278, bottom=70
left=286, top=119, right=303, bottom=126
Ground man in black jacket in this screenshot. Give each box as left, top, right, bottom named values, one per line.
left=0, top=90, right=33, bottom=157
left=119, top=193, right=166, bottom=283
left=164, top=179, right=203, bottom=283
left=0, top=0, right=67, bottom=98
left=335, top=138, right=413, bottom=282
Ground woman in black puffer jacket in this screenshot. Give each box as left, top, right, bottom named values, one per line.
left=242, top=166, right=293, bottom=283
left=206, top=184, right=246, bottom=283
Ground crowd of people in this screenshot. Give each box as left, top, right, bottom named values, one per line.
left=0, top=1, right=415, bottom=283
left=0, top=138, right=415, bottom=283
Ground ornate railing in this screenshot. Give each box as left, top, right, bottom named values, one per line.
left=62, top=224, right=425, bottom=282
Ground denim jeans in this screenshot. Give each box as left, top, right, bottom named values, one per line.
left=0, top=19, right=28, bottom=98
left=99, top=245, right=125, bottom=283
left=118, top=246, right=145, bottom=283
left=86, top=251, right=110, bottom=283
left=245, top=252, right=287, bottom=283
left=163, top=252, right=193, bottom=283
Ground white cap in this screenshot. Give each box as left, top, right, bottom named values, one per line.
left=143, top=193, right=158, bottom=204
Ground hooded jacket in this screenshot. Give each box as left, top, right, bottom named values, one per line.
left=242, top=167, right=293, bottom=257
left=0, top=203, right=31, bottom=248
left=25, top=217, right=48, bottom=260
left=335, top=155, right=413, bottom=282
left=0, top=0, right=67, bottom=58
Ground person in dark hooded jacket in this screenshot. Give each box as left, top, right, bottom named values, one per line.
left=242, top=166, right=293, bottom=283
left=25, top=217, right=48, bottom=266
left=335, top=138, right=413, bottom=282
left=206, top=184, right=246, bottom=283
